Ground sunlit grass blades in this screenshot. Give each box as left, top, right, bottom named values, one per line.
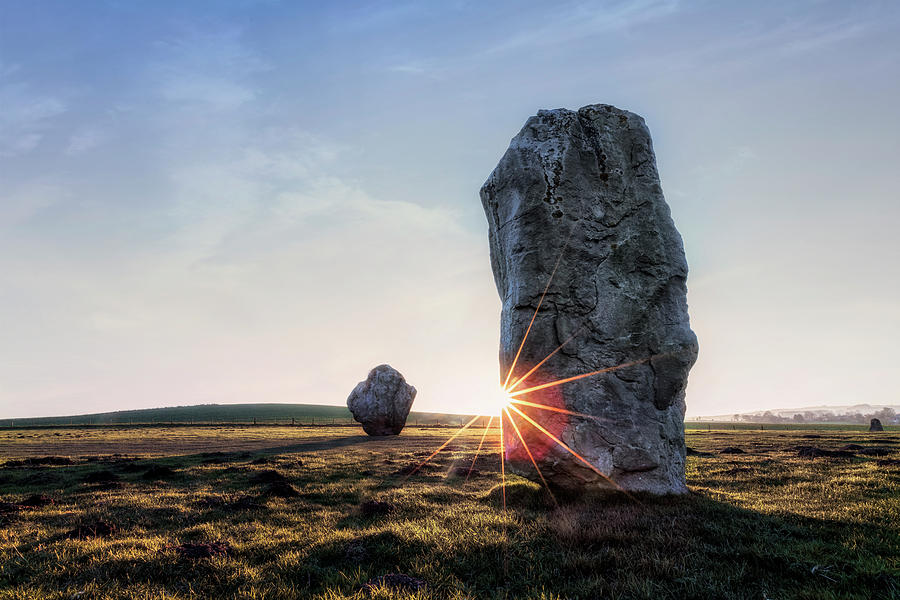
left=467, top=416, right=494, bottom=481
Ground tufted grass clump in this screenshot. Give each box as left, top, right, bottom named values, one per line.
left=0, top=424, right=898, bottom=599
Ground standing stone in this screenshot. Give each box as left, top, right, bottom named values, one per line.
left=347, top=365, right=417, bottom=436
left=481, top=104, right=698, bottom=494
left=870, top=418, right=884, bottom=432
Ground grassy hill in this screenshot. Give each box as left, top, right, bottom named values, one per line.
left=1, top=403, right=477, bottom=427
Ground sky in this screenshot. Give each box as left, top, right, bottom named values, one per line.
left=1, top=0, right=898, bottom=419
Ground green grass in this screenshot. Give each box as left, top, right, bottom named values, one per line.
left=0, top=426, right=898, bottom=599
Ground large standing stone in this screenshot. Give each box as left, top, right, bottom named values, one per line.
left=347, top=365, right=417, bottom=436
left=481, top=104, right=698, bottom=494
left=870, top=418, right=884, bottom=432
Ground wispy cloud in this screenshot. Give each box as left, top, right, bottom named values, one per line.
left=483, top=0, right=679, bottom=55
left=387, top=61, right=431, bottom=75
left=65, top=128, right=109, bottom=155
left=0, top=70, right=66, bottom=156
left=386, top=59, right=445, bottom=80
left=328, top=1, right=441, bottom=33
left=0, top=182, right=67, bottom=228
left=622, top=7, right=890, bottom=78
left=375, top=0, right=680, bottom=78
left=151, top=28, right=269, bottom=111
left=0, top=88, right=498, bottom=416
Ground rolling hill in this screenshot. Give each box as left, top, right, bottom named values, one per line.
left=1, top=403, right=478, bottom=427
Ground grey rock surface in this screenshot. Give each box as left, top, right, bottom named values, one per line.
left=481, top=103, right=698, bottom=494
left=347, top=365, right=417, bottom=436
left=870, top=418, right=884, bottom=432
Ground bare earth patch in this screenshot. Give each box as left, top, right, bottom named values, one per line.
left=168, top=541, right=232, bottom=559
left=65, top=521, right=118, bottom=539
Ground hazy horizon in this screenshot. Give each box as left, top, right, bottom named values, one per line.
left=2, top=1, right=898, bottom=420
left=7, top=399, right=900, bottom=423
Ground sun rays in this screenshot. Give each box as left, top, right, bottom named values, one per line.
left=508, top=357, right=650, bottom=398
left=503, top=406, right=556, bottom=504
left=402, top=337, right=648, bottom=503
left=401, top=226, right=667, bottom=507
left=500, top=226, right=576, bottom=391
left=403, top=415, right=481, bottom=480
left=466, top=416, right=494, bottom=482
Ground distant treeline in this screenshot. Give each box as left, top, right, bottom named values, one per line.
left=732, top=407, right=898, bottom=425
left=2, top=403, right=480, bottom=428
left=684, top=422, right=890, bottom=431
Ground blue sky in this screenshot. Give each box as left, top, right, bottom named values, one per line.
left=1, top=0, right=898, bottom=418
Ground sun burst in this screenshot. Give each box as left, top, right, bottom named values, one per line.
left=400, top=226, right=661, bottom=510
left=488, top=385, right=513, bottom=415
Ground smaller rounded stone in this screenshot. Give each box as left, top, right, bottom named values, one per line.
left=347, top=364, right=417, bottom=436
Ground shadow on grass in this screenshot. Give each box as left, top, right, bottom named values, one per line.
left=0, top=434, right=385, bottom=494
left=245, top=434, right=382, bottom=455
left=2, top=435, right=899, bottom=600
left=4, top=486, right=899, bottom=599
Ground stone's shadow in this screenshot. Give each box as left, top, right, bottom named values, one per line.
left=247, top=435, right=382, bottom=455
left=299, top=487, right=898, bottom=598
left=484, top=489, right=898, bottom=599
left=0, top=434, right=393, bottom=507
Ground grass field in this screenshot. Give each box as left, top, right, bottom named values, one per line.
left=1, top=425, right=898, bottom=599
